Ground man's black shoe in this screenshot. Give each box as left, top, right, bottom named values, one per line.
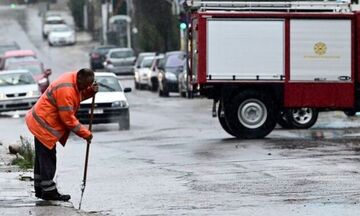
left=35, top=187, right=42, bottom=199
left=42, top=190, right=71, bottom=201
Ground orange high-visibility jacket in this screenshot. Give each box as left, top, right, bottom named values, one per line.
left=26, top=71, right=94, bottom=150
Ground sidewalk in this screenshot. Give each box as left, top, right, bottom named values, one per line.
left=0, top=144, right=99, bottom=216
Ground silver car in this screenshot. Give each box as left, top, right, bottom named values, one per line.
left=103, top=48, right=136, bottom=75
left=0, top=70, right=41, bottom=112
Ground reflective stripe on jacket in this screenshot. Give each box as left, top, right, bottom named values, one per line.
left=25, top=71, right=94, bottom=150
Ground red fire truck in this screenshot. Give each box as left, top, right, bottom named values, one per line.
left=187, top=0, right=358, bottom=138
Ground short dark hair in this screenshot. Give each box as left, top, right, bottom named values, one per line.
left=77, top=68, right=94, bottom=79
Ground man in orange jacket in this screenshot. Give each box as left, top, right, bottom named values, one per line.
left=25, top=68, right=98, bottom=201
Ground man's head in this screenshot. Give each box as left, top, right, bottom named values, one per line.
left=76, top=68, right=94, bottom=91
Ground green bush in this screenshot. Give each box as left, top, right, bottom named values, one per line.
left=11, top=136, right=34, bottom=170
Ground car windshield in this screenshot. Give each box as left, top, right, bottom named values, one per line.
left=110, top=50, right=134, bottom=58
left=4, top=57, right=37, bottom=67
left=52, top=27, right=71, bottom=32
left=141, top=57, right=154, bottom=68
left=95, top=76, right=122, bottom=92
left=45, top=18, right=64, bottom=25
left=135, top=53, right=155, bottom=67
left=6, top=64, right=43, bottom=75
left=165, top=53, right=186, bottom=68
left=0, top=73, right=35, bottom=86
left=96, top=46, right=116, bottom=54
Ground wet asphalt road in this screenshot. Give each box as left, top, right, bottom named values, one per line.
left=1, top=4, right=360, bottom=216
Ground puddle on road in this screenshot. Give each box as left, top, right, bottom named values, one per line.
left=274, top=128, right=360, bottom=140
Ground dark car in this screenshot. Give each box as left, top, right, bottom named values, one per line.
left=5, top=60, right=52, bottom=93
left=89, top=45, right=117, bottom=70
left=157, top=51, right=186, bottom=97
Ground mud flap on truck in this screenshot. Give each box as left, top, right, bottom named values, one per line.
left=212, top=99, right=218, bottom=117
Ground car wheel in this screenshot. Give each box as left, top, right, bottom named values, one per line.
left=285, top=108, right=318, bottom=129
left=151, top=80, right=158, bottom=92
left=224, top=90, right=276, bottom=139
left=276, top=110, right=293, bottom=129
left=162, top=80, right=169, bottom=97
left=119, top=112, right=130, bottom=130
left=344, top=110, right=356, bottom=116
left=48, top=42, right=53, bottom=46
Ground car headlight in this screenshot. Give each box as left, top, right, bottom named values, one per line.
left=165, top=72, right=177, bottom=80
left=112, top=100, right=128, bottom=108
left=38, top=78, right=48, bottom=84
left=0, top=92, right=5, bottom=99
left=27, top=90, right=41, bottom=97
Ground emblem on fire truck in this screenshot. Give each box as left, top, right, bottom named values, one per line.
left=314, top=42, right=327, bottom=56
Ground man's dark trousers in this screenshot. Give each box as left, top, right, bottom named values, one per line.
left=34, top=137, right=57, bottom=197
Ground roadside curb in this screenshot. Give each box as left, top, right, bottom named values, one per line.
left=0, top=144, right=100, bottom=216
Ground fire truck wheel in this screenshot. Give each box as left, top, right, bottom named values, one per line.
left=285, top=108, right=318, bottom=129
left=218, top=102, right=236, bottom=136
left=344, top=110, right=356, bottom=117
left=224, top=90, right=276, bottom=139
left=276, top=111, right=293, bottom=129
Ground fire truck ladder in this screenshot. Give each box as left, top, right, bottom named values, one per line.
left=186, top=1, right=351, bottom=12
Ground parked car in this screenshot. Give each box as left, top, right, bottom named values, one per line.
left=77, top=72, right=132, bottom=130
left=134, top=56, right=155, bottom=90
left=103, top=48, right=136, bottom=75
left=0, top=50, right=37, bottom=70
left=89, top=45, right=117, bottom=70
left=178, top=60, right=199, bottom=98
left=42, top=15, right=65, bottom=38
left=5, top=60, right=52, bottom=93
left=0, top=70, right=41, bottom=113
left=48, top=25, right=76, bottom=46
left=133, top=52, right=155, bottom=77
left=148, top=54, right=164, bottom=92
left=157, top=51, right=186, bottom=97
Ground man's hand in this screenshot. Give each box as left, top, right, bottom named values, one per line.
left=91, top=81, right=99, bottom=93
left=85, top=134, right=93, bottom=145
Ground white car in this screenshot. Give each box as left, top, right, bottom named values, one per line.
left=103, top=48, right=136, bottom=75
left=42, top=15, right=65, bottom=38
left=77, top=72, right=132, bottom=130
left=134, top=56, right=155, bottom=90
left=0, top=70, right=41, bottom=113
left=48, top=25, right=76, bottom=46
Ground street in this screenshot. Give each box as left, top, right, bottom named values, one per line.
left=1, top=3, right=360, bottom=216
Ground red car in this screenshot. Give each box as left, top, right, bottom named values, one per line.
left=5, top=60, right=51, bottom=93
left=0, top=50, right=37, bottom=70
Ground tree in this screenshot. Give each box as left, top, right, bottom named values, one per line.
left=68, top=0, right=85, bottom=30
left=133, top=0, right=180, bottom=53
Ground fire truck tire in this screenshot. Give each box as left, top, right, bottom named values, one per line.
left=224, top=90, right=276, bottom=139
left=276, top=111, right=293, bottom=129
left=285, top=108, right=318, bottom=129
left=218, top=102, right=236, bottom=136
left=344, top=110, right=356, bottom=116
